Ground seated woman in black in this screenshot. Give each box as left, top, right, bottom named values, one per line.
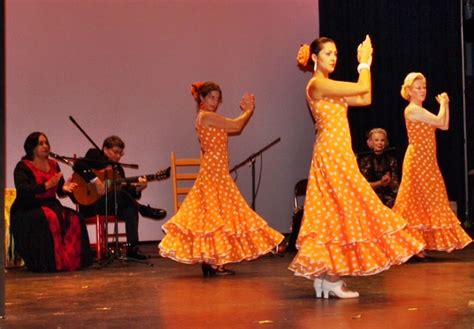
left=358, top=128, right=400, bottom=208
left=10, top=132, right=92, bottom=272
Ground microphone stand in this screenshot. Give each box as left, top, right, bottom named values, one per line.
left=230, top=137, right=281, bottom=210
left=68, top=116, right=151, bottom=267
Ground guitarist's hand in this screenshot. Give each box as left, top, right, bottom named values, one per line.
left=134, top=176, right=148, bottom=192
left=62, top=180, right=78, bottom=193
left=95, top=179, right=106, bottom=196
left=45, top=173, right=63, bottom=190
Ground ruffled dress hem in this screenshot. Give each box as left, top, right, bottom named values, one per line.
left=159, top=223, right=283, bottom=266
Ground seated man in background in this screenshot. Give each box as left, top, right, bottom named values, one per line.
left=73, top=135, right=149, bottom=260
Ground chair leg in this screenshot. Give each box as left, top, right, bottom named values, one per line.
left=96, top=215, right=102, bottom=260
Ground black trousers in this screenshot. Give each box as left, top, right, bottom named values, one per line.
left=79, top=191, right=139, bottom=247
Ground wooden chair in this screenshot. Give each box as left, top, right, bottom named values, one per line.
left=4, top=188, right=24, bottom=268
left=171, top=152, right=201, bottom=213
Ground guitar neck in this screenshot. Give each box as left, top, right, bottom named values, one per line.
left=109, top=167, right=169, bottom=184
left=123, top=173, right=160, bottom=183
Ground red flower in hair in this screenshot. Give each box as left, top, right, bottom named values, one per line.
left=296, top=44, right=310, bottom=67
left=191, top=81, right=205, bottom=98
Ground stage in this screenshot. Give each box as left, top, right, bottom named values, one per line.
left=3, top=243, right=474, bottom=329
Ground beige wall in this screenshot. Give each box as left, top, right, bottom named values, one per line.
left=6, top=0, right=319, bottom=240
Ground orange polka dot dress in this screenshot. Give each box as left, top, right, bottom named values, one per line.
left=289, top=97, right=425, bottom=279
left=159, top=120, right=284, bottom=265
left=392, top=117, right=471, bottom=251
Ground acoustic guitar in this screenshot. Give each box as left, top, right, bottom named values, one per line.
left=72, top=167, right=170, bottom=206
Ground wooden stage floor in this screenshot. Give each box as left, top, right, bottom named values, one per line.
left=2, top=243, right=474, bottom=329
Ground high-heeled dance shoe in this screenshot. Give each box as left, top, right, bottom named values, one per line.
left=416, top=251, right=427, bottom=258
left=214, top=266, right=236, bottom=276
left=321, top=280, right=359, bottom=299
left=313, top=278, right=323, bottom=298
left=201, top=264, right=236, bottom=277
left=201, top=264, right=215, bottom=277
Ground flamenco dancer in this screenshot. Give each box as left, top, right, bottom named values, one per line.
left=289, top=36, right=424, bottom=298
left=159, top=81, right=283, bottom=276
left=393, top=72, right=471, bottom=256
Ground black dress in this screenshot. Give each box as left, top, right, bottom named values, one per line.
left=10, top=159, right=92, bottom=272
left=358, top=152, right=400, bottom=208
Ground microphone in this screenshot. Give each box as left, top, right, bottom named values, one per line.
left=49, top=152, right=75, bottom=166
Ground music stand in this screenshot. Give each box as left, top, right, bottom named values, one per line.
left=98, top=162, right=152, bottom=267
left=230, top=137, right=281, bottom=210
left=229, top=137, right=283, bottom=256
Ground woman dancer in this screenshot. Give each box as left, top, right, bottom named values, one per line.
left=159, top=81, right=283, bottom=276
left=393, top=72, right=471, bottom=254
left=289, top=36, right=424, bottom=298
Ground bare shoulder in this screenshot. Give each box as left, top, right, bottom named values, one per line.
left=197, top=111, right=224, bottom=128
left=196, top=111, right=207, bottom=127
left=307, top=77, right=324, bottom=101
left=404, top=104, right=422, bottom=121
left=308, top=76, right=326, bottom=89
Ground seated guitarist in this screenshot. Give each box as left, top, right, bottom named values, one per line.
left=73, top=135, right=149, bottom=260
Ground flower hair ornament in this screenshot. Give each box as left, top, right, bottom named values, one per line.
left=296, top=43, right=311, bottom=69
left=191, top=81, right=205, bottom=99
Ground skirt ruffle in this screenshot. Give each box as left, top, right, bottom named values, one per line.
left=406, top=225, right=471, bottom=252
left=159, top=222, right=283, bottom=265
left=288, top=227, right=424, bottom=279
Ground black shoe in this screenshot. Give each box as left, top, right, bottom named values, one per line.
left=201, top=263, right=215, bottom=277
left=138, top=204, right=167, bottom=220
left=214, top=267, right=235, bottom=276
left=201, top=263, right=235, bottom=277
left=127, top=249, right=149, bottom=260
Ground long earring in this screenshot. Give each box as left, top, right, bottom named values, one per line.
left=313, top=61, right=318, bottom=72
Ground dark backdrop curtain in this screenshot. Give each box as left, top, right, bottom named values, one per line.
left=319, top=0, right=466, bottom=219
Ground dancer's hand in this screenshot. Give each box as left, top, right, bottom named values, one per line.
left=240, top=93, right=256, bottom=114
left=435, top=92, right=449, bottom=105
left=357, top=35, right=373, bottom=65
